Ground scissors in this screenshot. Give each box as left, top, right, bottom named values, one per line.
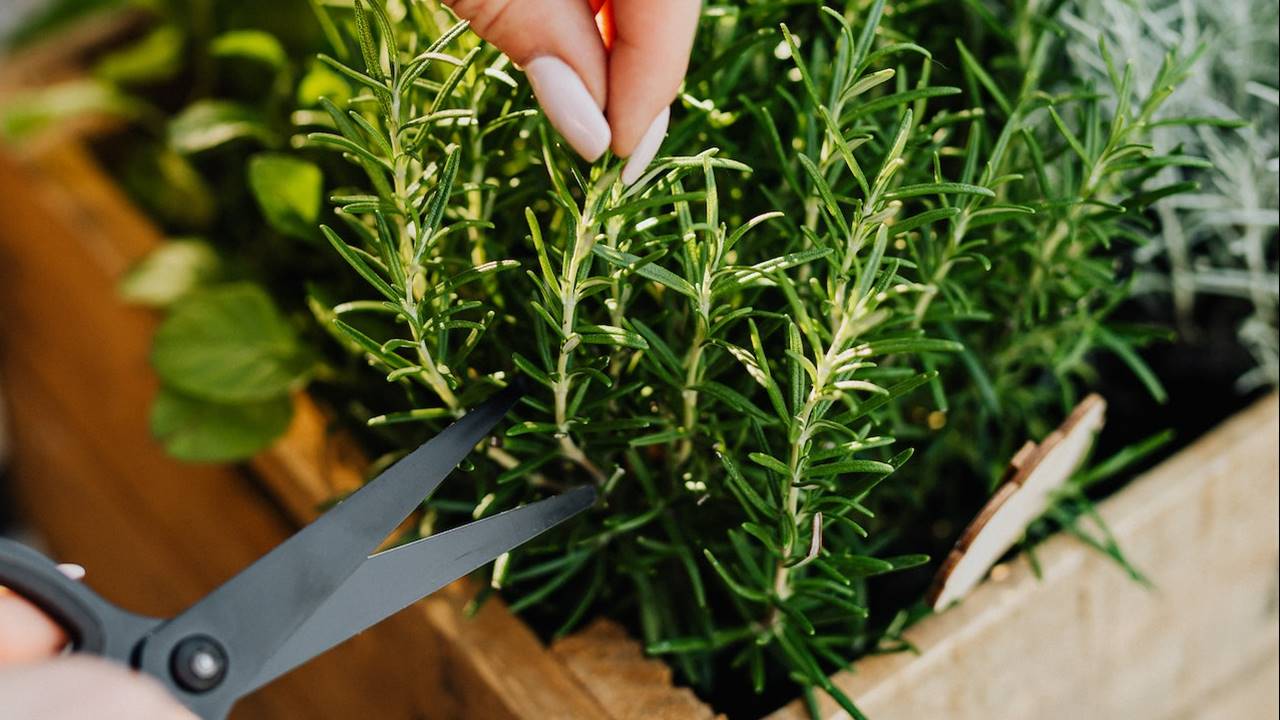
left=0, top=385, right=595, bottom=719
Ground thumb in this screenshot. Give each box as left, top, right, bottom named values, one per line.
left=443, top=0, right=612, bottom=160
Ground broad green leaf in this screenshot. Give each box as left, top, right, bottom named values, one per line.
left=119, top=239, right=220, bottom=307
left=151, top=387, right=292, bottom=462
left=121, top=147, right=216, bottom=230
left=297, top=61, right=352, bottom=107
left=152, top=283, right=312, bottom=403
left=169, top=101, right=275, bottom=154
left=248, top=153, right=323, bottom=240
left=211, top=30, right=287, bottom=69
left=94, top=25, right=183, bottom=84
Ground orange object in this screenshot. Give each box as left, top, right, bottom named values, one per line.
left=590, top=0, right=616, bottom=50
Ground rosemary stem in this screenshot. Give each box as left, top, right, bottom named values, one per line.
left=675, top=322, right=707, bottom=465
left=552, top=201, right=606, bottom=484
left=388, top=77, right=460, bottom=412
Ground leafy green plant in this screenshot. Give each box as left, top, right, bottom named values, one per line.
left=302, top=0, right=1198, bottom=714
left=8, top=0, right=341, bottom=460
left=149, top=282, right=313, bottom=461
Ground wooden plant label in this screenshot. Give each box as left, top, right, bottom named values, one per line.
left=927, top=394, right=1107, bottom=610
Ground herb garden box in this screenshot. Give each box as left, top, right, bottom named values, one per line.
left=3, top=9, right=1278, bottom=720
left=2, top=113, right=1277, bottom=720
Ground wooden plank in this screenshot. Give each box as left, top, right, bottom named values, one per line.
left=1179, top=650, right=1278, bottom=720
left=769, top=393, right=1280, bottom=720
left=551, top=619, right=724, bottom=720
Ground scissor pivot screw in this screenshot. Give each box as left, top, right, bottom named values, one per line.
left=171, top=635, right=228, bottom=693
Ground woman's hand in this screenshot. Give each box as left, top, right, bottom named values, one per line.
left=442, top=0, right=701, bottom=183
left=1, top=573, right=195, bottom=720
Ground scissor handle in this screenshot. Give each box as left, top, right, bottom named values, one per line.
left=0, top=537, right=158, bottom=663
left=0, top=538, right=110, bottom=652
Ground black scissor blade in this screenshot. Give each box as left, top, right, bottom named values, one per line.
left=248, top=485, right=596, bottom=693
left=141, top=386, right=522, bottom=707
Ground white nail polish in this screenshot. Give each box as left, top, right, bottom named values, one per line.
left=56, top=563, right=86, bottom=581
left=622, top=107, right=671, bottom=186
left=525, top=56, right=611, bottom=162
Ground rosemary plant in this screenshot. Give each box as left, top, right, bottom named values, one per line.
left=304, top=0, right=1199, bottom=715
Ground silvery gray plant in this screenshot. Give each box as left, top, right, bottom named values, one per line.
left=1064, top=0, right=1280, bottom=389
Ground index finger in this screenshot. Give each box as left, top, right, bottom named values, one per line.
left=606, top=0, right=701, bottom=156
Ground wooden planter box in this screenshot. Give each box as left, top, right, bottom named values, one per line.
left=2, top=20, right=1276, bottom=720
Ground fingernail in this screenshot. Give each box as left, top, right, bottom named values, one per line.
left=56, top=563, right=85, bottom=581
left=621, top=107, right=670, bottom=186
left=525, top=56, right=611, bottom=162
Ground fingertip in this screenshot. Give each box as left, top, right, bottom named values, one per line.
left=526, top=56, right=612, bottom=161
left=621, top=106, right=669, bottom=185
left=56, top=563, right=86, bottom=581
left=605, top=0, right=700, bottom=155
